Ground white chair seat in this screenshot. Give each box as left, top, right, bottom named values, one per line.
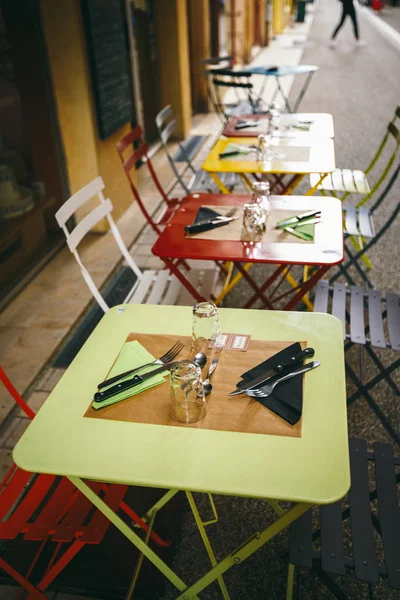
left=127, top=267, right=218, bottom=306
left=310, top=169, right=370, bottom=194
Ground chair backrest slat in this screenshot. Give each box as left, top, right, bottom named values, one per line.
left=52, top=481, right=103, bottom=542
left=66, top=199, right=113, bottom=251
left=344, top=206, right=359, bottom=236
left=55, top=177, right=105, bottom=227
left=358, top=208, right=375, bottom=238
left=350, top=287, right=366, bottom=344
left=0, top=469, right=32, bottom=521
left=332, top=284, right=347, bottom=340
left=320, top=502, right=346, bottom=575
left=374, top=442, right=400, bottom=588
left=386, top=293, right=400, bottom=351
left=24, top=477, right=78, bottom=539
left=314, top=280, right=330, bottom=314
left=288, top=508, right=313, bottom=567
left=349, top=438, right=380, bottom=583
left=367, top=290, right=386, bottom=348
left=5, top=474, right=56, bottom=531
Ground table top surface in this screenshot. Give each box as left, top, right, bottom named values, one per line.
left=14, top=305, right=349, bottom=504
left=223, top=113, right=335, bottom=139
left=202, top=136, right=335, bottom=175
left=241, top=64, right=319, bottom=76
left=151, top=194, right=343, bottom=266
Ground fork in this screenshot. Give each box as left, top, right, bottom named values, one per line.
left=246, top=361, right=320, bottom=399
left=97, top=341, right=185, bottom=390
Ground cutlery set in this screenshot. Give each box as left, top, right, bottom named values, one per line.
left=94, top=339, right=320, bottom=413
left=184, top=207, right=239, bottom=235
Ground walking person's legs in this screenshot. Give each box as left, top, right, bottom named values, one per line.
left=348, top=4, right=367, bottom=46
left=331, top=4, right=348, bottom=40
left=348, top=5, right=359, bottom=38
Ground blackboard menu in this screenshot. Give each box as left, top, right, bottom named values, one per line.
left=82, top=0, right=134, bottom=139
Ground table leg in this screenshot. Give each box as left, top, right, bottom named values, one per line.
left=161, top=257, right=207, bottom=303
left=275, top=77, right=292, bottom=113
left=239, top=173, right=253, bottom=191
left=209, top=172, right=231, bottom=194
left=282, top=264, right=331, bottom=311
left=293, top=72, right=315, bottom=112
left=306, top=173, right=328, bottom=196
left=283, top=174, right=304, bottom=195
left=68, top=477, right=194, bottom=596
left=175, top=501, right=312, bottom=600
left=186, top=492, right=231, bottom=600
left=140, top=489, right=180, bottom=523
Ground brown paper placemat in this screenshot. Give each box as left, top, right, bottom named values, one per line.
left=226, top=145, right=310, bottom=163
left=188, top=206, right=314, bottom=244
left=85, top=334, right=304, bottom=438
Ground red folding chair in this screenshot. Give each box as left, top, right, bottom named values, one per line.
left=0, top=366, right=170, bottom=599
left=116, top=125, right=182, bottom=235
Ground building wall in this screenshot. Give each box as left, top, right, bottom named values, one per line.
left=40, top=0, right=132, bottom=229
left=154, top=0, right=192, bottom=139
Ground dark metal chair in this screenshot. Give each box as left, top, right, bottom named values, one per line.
left=288, top=438, right=400, bottom=599
left=314, top=281, right=400, bottom=446
left=155, top=105, right=237, bottom=194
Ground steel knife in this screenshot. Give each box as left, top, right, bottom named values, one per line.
left=184, top=215, right=239, bottom=235
left=228, top=347, right=315, bottom=396
left=93, top=360, right=179, bottom=402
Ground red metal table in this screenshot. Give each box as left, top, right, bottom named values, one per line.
left=152, top=193, right=344, bottom=310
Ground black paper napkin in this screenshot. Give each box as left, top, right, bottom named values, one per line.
left=194, top=206, right=222, bottom=223
left=238, top=342, right=304, bottom=425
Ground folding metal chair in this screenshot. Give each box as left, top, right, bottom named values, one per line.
left=56, top=177, right=220, bottom=312
left=329, top=161, right=400, bottom=287
left=0, top=366, right=169, bottom=599
left=314, top=281, right=400, bottom=446
left=116, top=125, right=181, bottom=236
left=211, top=76, right=260, bottom=122
left=155, top=105, right=237, bottom=194
left=287, top=438, right=400, bottom=600
left=202, top=55, right=236, bottom=123
left=309, top=107, right=400, bottom=200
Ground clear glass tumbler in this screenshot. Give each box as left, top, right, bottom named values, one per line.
left=241, top=203, right=265, bottom=243
left=192, top=301, right=222, bottom=357
left=256, top=133, right=272, bottom=162
left=169, top=361, right=206, bottom=424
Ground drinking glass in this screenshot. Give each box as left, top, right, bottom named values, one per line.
left=169, top=361, right=206, bottom=424
left=256, top=133, right=272, bottom=162
left=241, top=203, right=266, bottom=243
left=192, top=301, right=222, bottom=358
left=269, top=102, right=282, bottom=135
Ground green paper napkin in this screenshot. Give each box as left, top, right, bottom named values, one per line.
left=282, top=222, right=314, bottom=241
left=91, top=341, right=167, bottom=410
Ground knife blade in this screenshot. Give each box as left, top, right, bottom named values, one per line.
left=184, top=215, right=239, bottom=235
left=93, top=360, right=180, bottom=402
left=228, top=347, right=315, bottom=396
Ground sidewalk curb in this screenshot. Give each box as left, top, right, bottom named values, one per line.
left=360, top=4, right=400, bottom=52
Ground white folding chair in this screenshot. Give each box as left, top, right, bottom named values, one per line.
left=56, top=177, right=219, bottom=312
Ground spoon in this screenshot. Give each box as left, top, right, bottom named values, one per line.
left=203, top=358, right=219, bottom=396
left=193, top=352, right=207, bottom=369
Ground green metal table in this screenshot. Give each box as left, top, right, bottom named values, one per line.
left=13, top=305, right=350, bottom=599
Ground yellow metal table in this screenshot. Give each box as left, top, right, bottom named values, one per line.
left=202, top=136, right=336, bottom=195
left=14, top=305, right=349, bottom=599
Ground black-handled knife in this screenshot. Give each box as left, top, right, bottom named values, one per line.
left=93, top=361, right=179, bottom=403
left=184, top=216, right=238, bottom=235
left=228, top=347, right=315, bottom=396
